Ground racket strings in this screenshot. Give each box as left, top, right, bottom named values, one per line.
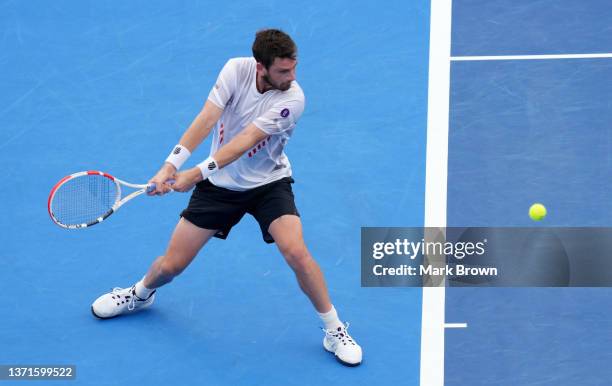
left=51, top=175, right=118, bottom=226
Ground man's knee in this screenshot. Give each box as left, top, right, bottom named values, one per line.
left=280, top=243, right=312, bottom=271
left=157, top=256, right=187, bottom=278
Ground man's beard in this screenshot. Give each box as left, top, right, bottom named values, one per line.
left=263, top=73, right=291, bottom=91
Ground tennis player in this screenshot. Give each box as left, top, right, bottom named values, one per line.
left=91, top=29, right=362, bottom=366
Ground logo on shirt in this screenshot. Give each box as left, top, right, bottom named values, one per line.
left=248, top=137, right=270, bottom=158
left=280, top=108, right=290, bottom=118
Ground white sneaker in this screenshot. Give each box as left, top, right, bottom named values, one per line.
left=91, top=286, right=155, bottom=319
left=322, top=322, right=363, bottom=366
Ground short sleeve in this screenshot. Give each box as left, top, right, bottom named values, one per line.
left=253, top=98, right=305, bottom=135
left=208, top=59, right=237, bottom=109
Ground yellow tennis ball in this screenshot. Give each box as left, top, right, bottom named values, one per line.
left=529, top=203, right=547, bottom=221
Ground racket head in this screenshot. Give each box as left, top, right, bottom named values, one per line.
left=48, top=171, right=121, bottom=229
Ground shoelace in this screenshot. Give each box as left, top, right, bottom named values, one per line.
left=110, top=287, right=138, bottom=311
left=321, top=322, right=357, bottom=346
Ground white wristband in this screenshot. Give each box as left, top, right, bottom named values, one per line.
left=165, top=144, right=191, bottom=170
left=196, top=156, right=219, bottom=180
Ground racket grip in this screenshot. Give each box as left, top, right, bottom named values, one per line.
left=146, top=179, right=176, bottom=193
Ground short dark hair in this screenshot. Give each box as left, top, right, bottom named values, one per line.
left=252, top=29, right=297, bottom=69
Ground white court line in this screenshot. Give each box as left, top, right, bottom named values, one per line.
left=420, top=0, right=453, bottom=386
left=444, top=323, right=468, bottom=329
left=451, top=53, right=612, bottom=61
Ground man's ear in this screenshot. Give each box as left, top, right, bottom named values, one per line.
left=256, top=62, right=265, bottom=74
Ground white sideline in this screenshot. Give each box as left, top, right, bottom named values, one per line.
left=421, top=1, right=453, bottom=386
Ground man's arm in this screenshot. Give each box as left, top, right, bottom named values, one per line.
left=211, top=123, right=268, bottom=167
left=177, top=100, right=224, bottom=152
left=148, top=101, right=223, bottom=195
left=170, top=123, right=268, bottom=192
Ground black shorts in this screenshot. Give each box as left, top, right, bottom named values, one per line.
left=180, top=177, right=299, bottom=243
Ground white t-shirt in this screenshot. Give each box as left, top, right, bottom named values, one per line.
left=206, top=57, right=305, bottom=191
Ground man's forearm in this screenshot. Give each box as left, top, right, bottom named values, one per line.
left=178, top=100, right=223, bottom=152
left=212, top=123, right=268, bottom=168
left=177, top=122, right=267, bottom=187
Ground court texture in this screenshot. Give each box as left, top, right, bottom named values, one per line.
left=1, top=1, right=610, bottom=385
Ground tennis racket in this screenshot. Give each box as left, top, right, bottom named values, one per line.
left=47, top=170, right=173, bottom=229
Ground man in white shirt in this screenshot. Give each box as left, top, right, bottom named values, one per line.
left=91, top=29, right=362, bottom=366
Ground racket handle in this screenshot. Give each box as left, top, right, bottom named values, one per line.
left=146, top=179, right=176, bottom=193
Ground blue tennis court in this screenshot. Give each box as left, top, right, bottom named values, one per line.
left=1, top=1, right=610, bottom=385
left=1, top=1, right=427, bottom=385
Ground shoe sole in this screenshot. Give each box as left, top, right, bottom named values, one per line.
left=323, top=345, right=362, bottom=367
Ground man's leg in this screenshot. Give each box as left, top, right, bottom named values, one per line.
left=143, top=218, right=217, bottom=289
left=267, top=214, right=331, bottom=313
left=91, top=218, right=216, bottom=319
left=268, top=214, right=362, bottom=366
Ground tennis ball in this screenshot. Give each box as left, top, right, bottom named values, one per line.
left=529, top=203, right=547, bottom=221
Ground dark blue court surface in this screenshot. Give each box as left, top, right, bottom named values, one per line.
left=452, top=0, right=612, bottom=56
left=446, top=1, right=612, bottom=385
left=1, top=1, right=427, bottom=385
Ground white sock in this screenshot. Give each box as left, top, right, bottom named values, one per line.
left=318, top=305, right=344, bottom=331
left=134, top=277, right=155, bottom=299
